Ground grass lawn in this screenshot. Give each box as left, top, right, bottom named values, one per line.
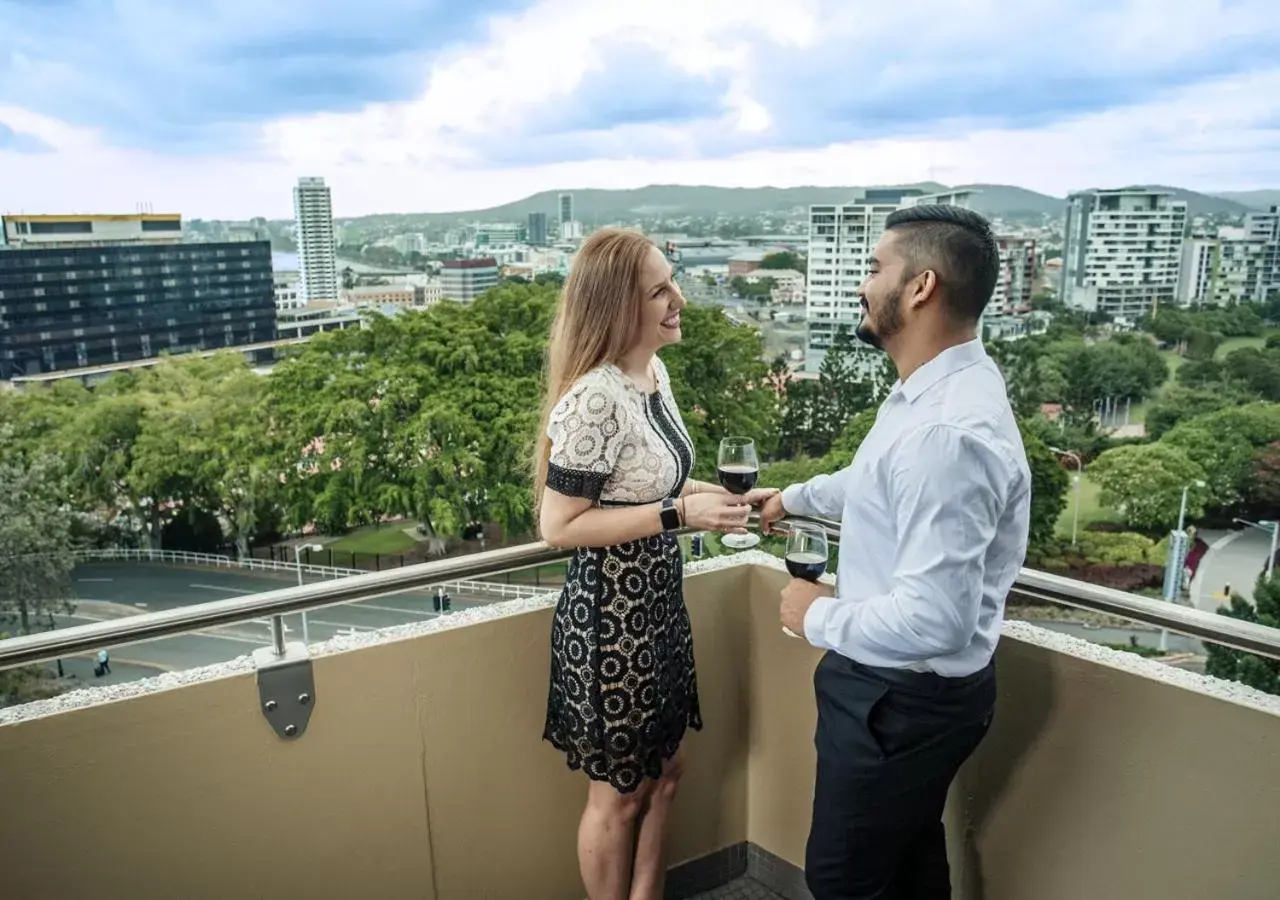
left=1056, top=473, right=1119, bottom=537
left=328, top=526, right=419, bottom=555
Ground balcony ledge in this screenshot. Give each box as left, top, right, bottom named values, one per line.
left=5, top=549, right=1279, bottom=727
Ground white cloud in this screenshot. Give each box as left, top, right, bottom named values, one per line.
left=1, top=0, right=1279, bottom=217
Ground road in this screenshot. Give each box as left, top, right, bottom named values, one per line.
left=35, top=562, right=558, bottom=686
left=1192, top=528, right=1273, bottom=612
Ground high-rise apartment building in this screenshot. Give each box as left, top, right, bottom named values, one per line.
left=527, top=212, right=548, bottom=247
left=0, top=237, right=275, bottom=378
left=558, top=193, right=574, bottom=226
left=805, top=189, right=975, bottom=370
left=440, top=258, right=499, bottom=302
left=293, top=177, right=339, bottom=304
left=1060, top=188, right=1187, bottom=319
left=1249, top=206, right=1280, bottom=301
left=1177, top=238, right=1216, bottom=306
left=993, top=237, right=1036, bottom=313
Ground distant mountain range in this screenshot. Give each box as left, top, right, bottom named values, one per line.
left=345, top=182, right=1272, bottom=227
left=1211, top=190, right=1280, bottom=210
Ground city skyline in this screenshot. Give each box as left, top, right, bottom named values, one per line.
left=2, top=0, right=1279, bottom=218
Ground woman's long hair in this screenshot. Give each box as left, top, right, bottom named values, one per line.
left=532, top=227, right=655, bottom=515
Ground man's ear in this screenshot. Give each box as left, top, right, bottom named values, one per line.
left=906, top=269, right=939, bottom=311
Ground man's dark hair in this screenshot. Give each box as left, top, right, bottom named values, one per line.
left=883, top=204, right=999, bottom=323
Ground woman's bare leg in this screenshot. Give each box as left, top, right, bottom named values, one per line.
left=580, top=778, right=650, bottom=900
left=629, top=749, right=685, bottom=900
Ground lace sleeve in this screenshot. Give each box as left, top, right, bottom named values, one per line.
left=546, top=373, right=627, bottom=501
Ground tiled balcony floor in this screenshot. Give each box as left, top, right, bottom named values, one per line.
left=687, top=876, right=786, bottom=899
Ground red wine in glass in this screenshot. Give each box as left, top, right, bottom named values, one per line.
left=785, top=522, right=829, bottom=582
left=718, top=437, right=760, bottom=549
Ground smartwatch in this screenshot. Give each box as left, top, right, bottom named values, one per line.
left=659, top=497, right=682, bottom=532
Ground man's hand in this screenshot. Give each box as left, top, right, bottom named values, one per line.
left=758, top=491, right=788, bottom=535
left=781, top=577, right=829, bottom=637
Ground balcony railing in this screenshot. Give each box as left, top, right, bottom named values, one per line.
left=2, top=516, right=1280, bottom=899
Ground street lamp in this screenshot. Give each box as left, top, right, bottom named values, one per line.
left=1177, top=480, right=1206, bottom=534
left=1048, top=446, right=1082, bottom=546
left=1232, top=518, right=1279, bottom=580
left=294, top=543, right=324, bottom=645
left=1161, top=479, right=1206, bottom=604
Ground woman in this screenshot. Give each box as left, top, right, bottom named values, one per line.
left=534, top=228, right=776, bottom=900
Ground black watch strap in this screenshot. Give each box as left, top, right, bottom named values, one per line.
left=660, top=497, right=682, bottom=532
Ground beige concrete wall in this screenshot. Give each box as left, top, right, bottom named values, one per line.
left=0, top=566, right=751, bottom=900
left=3, top=562, right=1280, bottom=899
left=743, top=565, right=1280, bottom=900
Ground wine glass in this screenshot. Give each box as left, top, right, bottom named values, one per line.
left=782, top=521, right=829, bottom=638
left=717, top=436, right=760, bottom=550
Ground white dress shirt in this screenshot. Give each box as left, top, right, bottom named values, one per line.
left=781, top=339, right=1031, bottom=677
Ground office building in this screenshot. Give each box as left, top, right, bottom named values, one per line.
left=993, top=237, right=1037, bottom=313
left=440, top=258, right=499, bottom=302
left=527, top=212, right=548, bottom=247
left=475, top=223, right=524, bottom=246
left=558, top=193, right=574, bottom=226
left=0, top=239, right=276, bottom=379
left=1060, top=188, right=1187, bottom=318
left=2, top=213, right=184, bottom=247
left=805, top=189, right=975, bottom=370
left=293, top=177, right=339, bottom=304
left=274, top=270, right=304, bottom=312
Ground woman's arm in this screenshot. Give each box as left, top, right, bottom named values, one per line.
left=540, top=490, right=669, bottom=549
left=540, top=487, right=752, bottom=549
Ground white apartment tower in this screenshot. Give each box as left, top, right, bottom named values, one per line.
left=804, top=189, right=975, bottom=371
left=293, top=176, right=339, bottom=304
left=1060, top=188, right=1187, bottom=318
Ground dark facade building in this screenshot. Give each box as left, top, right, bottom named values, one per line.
left=0, top=240, right=276, bottom=379
left=527, top=212, right=548, bottom=247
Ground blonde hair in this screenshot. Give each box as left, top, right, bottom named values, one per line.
left=532, top=227, right=657, bottom=513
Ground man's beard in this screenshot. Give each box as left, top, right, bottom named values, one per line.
left=854, top=285, right=904, bottom=350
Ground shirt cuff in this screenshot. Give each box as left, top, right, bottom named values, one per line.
left=803, top=593, right=839, bottom=648
left=780, top=483, right=811, bottom=518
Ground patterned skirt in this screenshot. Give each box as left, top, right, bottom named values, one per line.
left=542, top=531, right=702, bottom=794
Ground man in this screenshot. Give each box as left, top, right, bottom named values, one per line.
left=759, top=205, right=1031, bottom=900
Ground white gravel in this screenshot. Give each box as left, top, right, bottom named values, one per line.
left=4, top=550, right=1278, bottom=724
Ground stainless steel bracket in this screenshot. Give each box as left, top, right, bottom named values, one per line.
left=253, top=641, right=315, bottom=740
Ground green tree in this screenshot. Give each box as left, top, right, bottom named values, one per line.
left=0, top=432, right=78, bottom=637
left=1184, top=327, right=1223, bottom=361
left=1176, top=358, right=1224, bottom=389
left=1145, top=385, right=1242, bottom=439
left=1246, top=442, right=1280, bottom=517
left=1161, top=419, right=1256, bottom=511
left=811, top=327, right=877, bottom=455
left=1088, top=443, right=1208, bottom=531
left=662, top=303, right=780, bottom=477
left=1223, top=347, right=1280, bottom=401
left=1205, top=574, right=1280, bottom=695
left=759, top=251, right=806, bottom=275
left=533, top=271, right=566, bottom=289
left=1020, top=422, right=1070, bottom=551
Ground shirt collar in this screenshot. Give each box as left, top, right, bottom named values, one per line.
left=892, top=338, right=988, bottom=404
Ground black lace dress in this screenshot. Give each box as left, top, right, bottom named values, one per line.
left=542, top=358, right=702, bottom=794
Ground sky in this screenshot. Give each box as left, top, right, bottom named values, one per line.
left=1, top=0, right=1278, bottom=219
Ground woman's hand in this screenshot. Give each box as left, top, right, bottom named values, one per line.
left=682, top=492, right=752, bottom=534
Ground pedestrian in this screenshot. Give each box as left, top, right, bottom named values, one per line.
left=96, top=649, right=111, bottom=676
left=534, top=228, right=772, bottom=900
left=760, top=206, right=1030, bottom=899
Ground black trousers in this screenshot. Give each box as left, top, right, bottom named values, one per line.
left=805, top=651, right=996, bottom=900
